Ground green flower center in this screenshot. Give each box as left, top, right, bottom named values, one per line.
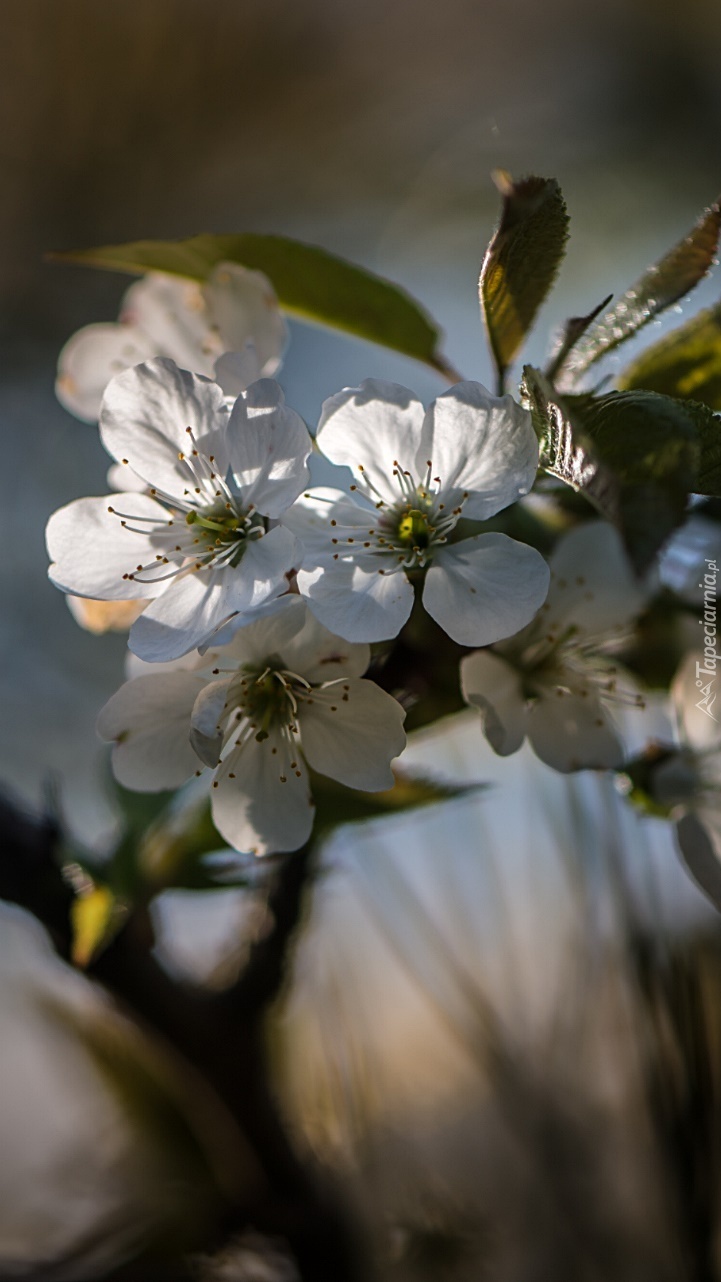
left=395, top=506, right=433, bottom=550
left=185, top=503, right=265, bottom=567
left=233, top=661, right=309, bottom=741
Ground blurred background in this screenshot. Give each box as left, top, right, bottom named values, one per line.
left=3, top=1, right=721, bottom=1278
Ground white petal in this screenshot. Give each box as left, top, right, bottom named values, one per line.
left=676, top=811, right=721, bottom=911
left=419, top=383, right=539, bottom=519
left=423, top=533, right=550, bottom=647
left=106, top=462, right=148, bottom=493
left=280, top=608, right=370, bottom=683
left=459, top=649, right=528, bottom=755
left=544, top=521, right=646, bottom=634
left=189, top=678, right=234, bottom=766
left=283, top=487, right=375, bottom=563
left=46, top=493, right=170, bottom=601
left=526, top=691, right=623, bottom=772
left=99, top=358, right=229, bottom=502
left=119, top=273, right=220, bottom=375
left=297, top=560, right=414, bottom=642
left=56, top=324, right=156, bottom=423
left=300, top=679, right=406, bottom=790
left=129, top=572, right=240, bottom=662
left=226, top=390, right=311, bottom=516
left=315, top=380, right=425, bottom=502
left=128, top=526, right=299, bottom=661
left=214, top=349, right=264, bottom=396
left=97, top=674, right=206, bottom=791
left=671, top=651, right=721, bottom=753
left=204, top=263, right=287, bottom=376
left=209, top=595, right=306, bottom=662
left=211, top=732, right=313, bottom=855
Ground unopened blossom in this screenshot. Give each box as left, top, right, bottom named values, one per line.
left=98, top=599, right=407, bottom=856
left=460, top=522, right=647, bottom=772
left=47, top=358, right=311, bottom=661
left=284, top=379, right=549, bottom=645
left=56, top=263, right=288, bottom=422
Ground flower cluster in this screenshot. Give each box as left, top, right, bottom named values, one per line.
left=47, top=345, right=558, bottom=852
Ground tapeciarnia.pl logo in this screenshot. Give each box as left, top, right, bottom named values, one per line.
left=697, top=558, right=719, bottom=720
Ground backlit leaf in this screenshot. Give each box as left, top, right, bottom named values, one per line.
left=53, top=233, right=459, bottom=378
left=558, top=200, right=721, bottom=383
left=480, top=172, right=569, bottom=393
left=618, top=301, right=721, bottom=409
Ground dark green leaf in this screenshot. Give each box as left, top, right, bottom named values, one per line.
left=522, top=367, right=700, bottom=572
left=618, top=301, right=721, bottom=409
left=52, top=233, right=459, bottom=379
left=558, top=199, right=721, bottom=383
left=479, top=172, right=569, bottom=393
left=679, top=397, right=721, bottom=495
left=310, top=769, right=482, bottom=840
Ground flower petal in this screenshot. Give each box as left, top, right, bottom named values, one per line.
left=56, top=323, right=156, bottom=423
left=297, top=560, right=414, bottom=642
left=120, top=273, right=221, bottom=372
left=315, top=380, right=425, bottom=503
left=207, top=594, right=306, bottom=661
left=100, top=358, right=229, bottom=501
left=46, top=493, right=170, bottom=600
left=226, top=388, right=311, bottom=516
left=526, top=690, right=623, bottom=772
left=423, top=533, right=550, bottom=647
left=190, top=678, right=234, bottom=767
left=281, top=608, right=370, bottom=683
left=97, top=673, right=206, bottom=791
left=214, top=350, right=264, bottom=396
left=67, top=596, right=145, bottom=634
left=459, top=649, right=528, bottom=755
left=128, top=526, right=299, bottom=661
left=419, top=383, right=539, bottom=519
left=543, top=521, right=646, bottom=635
left=283, top=487, right=376, bottom=564
left=299, top=679, right=406, bottom=790
left=204, top=263, right=287, bottom=376
left=211, top=731, right=314, bottom=855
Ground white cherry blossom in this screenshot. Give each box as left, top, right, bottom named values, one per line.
left=285, top=379, right=550, bottom=645
left=98, top=599, right=407, bottom=856
left=460, top=522, right=647, bottom=772
left=56, top=263, right=288, bottom=422
left=47, top=358, right=311, bottom=662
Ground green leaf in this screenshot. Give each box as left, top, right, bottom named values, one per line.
left=479, top=172, right=569, bottom=394
left=310, top=768, right=481, bottom=839
left=618, top=301, right=721, bottom=409
left=557, top=199, right=721, bottom=383
left=52, top=233, right=459, bottom=379
left=522, top=367, right=700, bottom=572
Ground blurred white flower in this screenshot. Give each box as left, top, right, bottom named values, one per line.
left=47, top=359, right=311, bottom=661
left=460, top=522, right=647, bottom=771
left=285, top=379, right=549, bottom=644
left=56, top=264, right=288, bottom=422
left=98, top=598, right=407, bottom=855
left=0, top=902, right=250, bottom=1279
left=647, top=651, right=721, bottom=908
